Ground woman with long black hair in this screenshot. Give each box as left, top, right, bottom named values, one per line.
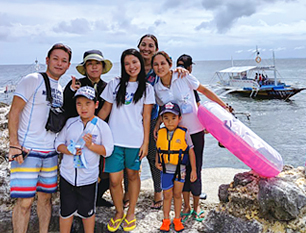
left=98, top=48, right=155, bottom=232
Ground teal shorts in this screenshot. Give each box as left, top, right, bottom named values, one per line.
left=104, top=146, right=141, bottom=173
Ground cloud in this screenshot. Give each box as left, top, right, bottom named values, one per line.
left=0, top=28, right=10, bottom=41
left=0, top=12, right=13, bottom=27
left=235, top=50, right=243, bottom=54
left=274, top=47, right=286, bottom=51
left=294, top=46, right=305, bottom=50
left=197, top=0, right=296, bottom=33
left=1, top=0, right=306, bottom=64
left=94, top=20, right=109, bottom=31
left=154, top=19, right=166, bottom=27
left=53, top=18, right=92, bottom=34
left=195, top=21, right=211, bottom=30
left=161, top=0, right=194, bottom=9
left=0, top=12, right=16, bottom=41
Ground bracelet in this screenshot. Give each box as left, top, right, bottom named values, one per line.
left=10, top=145, right=22, bottom=150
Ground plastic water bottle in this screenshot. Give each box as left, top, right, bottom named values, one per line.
left=70, top=117, right=98, bottom=168
left=75, top=117, right=98, bottom=149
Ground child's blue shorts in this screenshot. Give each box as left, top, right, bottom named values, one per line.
left=161, top=172, right=185, bottom=190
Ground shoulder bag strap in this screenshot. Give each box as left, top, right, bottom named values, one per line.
left=40, top=72, right=53, bottom=103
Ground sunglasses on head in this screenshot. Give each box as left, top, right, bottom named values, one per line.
left=52, top=43, right=72, bottom=53
left=7, top=146, right=31, bottom=162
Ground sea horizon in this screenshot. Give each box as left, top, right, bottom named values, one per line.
left=0, top=58, right=306, bottom=177
left=1, top=56, right=306, bottom=67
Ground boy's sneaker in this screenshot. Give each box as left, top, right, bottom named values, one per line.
left=173, top=218, right=184, bottom=232
left=200, top=193, right=207, bottom=200
left=160, top=219, right=171, bottom=232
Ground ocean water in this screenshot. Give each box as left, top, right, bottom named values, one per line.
left=1, top=58, right=306, bottom=180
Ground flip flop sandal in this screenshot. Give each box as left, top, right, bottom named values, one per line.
left=180, top=210, right=192, bottom=223
left=107, top=214, right=126, bottom=232
left=123, top=217, right=136, bottom=232
left=192, top=210, right=205, bottom=222
left=150, top=200, right=163, bottom=210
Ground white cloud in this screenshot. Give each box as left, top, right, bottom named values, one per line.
left=53, top=18, right=92, bottom=34
left=274, top=47, right=286, bottom=52
left=294, top=46, right=305, bottom=50
left=198, top=0, right=298, bottom=33
left=0, top=0, right=306, bottom=64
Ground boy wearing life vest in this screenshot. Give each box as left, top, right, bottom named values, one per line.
left=155, top=102, right=197, bottom=232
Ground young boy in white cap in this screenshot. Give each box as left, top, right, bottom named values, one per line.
left=63, top=49, right=114, bottom=207
left=55, top=86, right=114, bottom=233
left=155, top=101, right=197, bottom=232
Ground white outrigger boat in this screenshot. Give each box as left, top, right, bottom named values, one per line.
left=213, top=49, right=306, bottom=100
left=1, top=59, right=42, bottom=101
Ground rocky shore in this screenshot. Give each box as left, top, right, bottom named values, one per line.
left=1, top=103, right=306, bottom=232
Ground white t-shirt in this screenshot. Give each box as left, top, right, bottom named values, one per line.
left=154, top=73, right=204, bottom=134
left=101, top=77, right=155, bottom=148
left=55, top=116, right=114, bottom=186
left=14, top=72, right=63, bottom=151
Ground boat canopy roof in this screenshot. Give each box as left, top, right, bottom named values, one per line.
left=218, top=66, right=257, bottom=73
left=217, top=65, right=276, bottom=74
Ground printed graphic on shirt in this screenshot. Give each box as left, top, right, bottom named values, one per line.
left=43, top=88, right=63, bottom=107
left=146, top=70, right=157, bottom=86
left=112, top=90, right=135, bottom=105
left=125, top=92, right=134, bottom=105
left=51, top=88, right=63, bottom=107
left=183, top=93, right=191, bottom=101
left=92, top=134, right=97, bottom=143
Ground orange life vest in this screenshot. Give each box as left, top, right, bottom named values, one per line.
left=156, top=126, right=189, bottom=180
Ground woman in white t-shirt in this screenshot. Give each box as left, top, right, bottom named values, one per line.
left=152, top=51, right=229, bottom=223
left=98, top=48, right=155, bottom=232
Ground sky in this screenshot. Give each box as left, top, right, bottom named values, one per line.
left=1, top=0, right=306, bottom=65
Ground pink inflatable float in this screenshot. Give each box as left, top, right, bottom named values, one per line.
left=198, top=101, right=283, bottom=178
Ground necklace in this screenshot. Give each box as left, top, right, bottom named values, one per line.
left=162, top=81, right=171, bottom=88
left=162, top=71, right=172, bottom=88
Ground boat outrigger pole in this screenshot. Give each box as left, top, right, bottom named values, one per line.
left=273, top=51, right=277, bottom=86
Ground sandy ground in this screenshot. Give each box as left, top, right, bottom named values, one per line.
left=141, top=167, right=249, bottom=204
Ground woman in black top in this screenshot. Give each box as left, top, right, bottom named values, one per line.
left=62, top=49, right=113, bottom=207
